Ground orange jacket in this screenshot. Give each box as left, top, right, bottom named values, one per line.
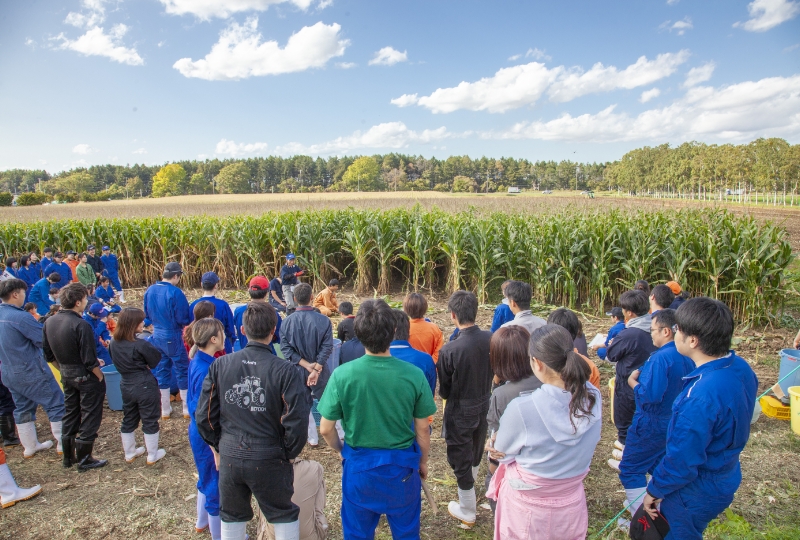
left=65, top=259, right=79, bottom=282
left=576, top=350, right=601, bottom=389
left=408, top=318, right=444, bottom=363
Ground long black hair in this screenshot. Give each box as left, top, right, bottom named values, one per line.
left=529, top=324, right=597, bottom=431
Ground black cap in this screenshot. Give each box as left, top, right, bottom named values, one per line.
left=630, top=504, right=670, bottom=540
left=164, top=262, right=183, bottom=276
left=87, top=244, right=96, bottom=250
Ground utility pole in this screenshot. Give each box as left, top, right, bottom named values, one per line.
left=575, top=165, right=580, bottom=191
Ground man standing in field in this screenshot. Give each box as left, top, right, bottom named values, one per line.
left=85, top=245, right=104, bottom=282
left=100, top=246, right=126, bottom=303
left=63, top=251, right=79, bottom=282
left=143, top=262, right=192, bottom=420
left=317, top=299, right=435, bottom=540
left=438, top=290, right=493, bottom=527
left=643, top=298, right=757, bottom=540
left=500, top=280, right=546, bottom=335
left=280, top=254, right=303, bottom=314
left=43, top=252, right=73, bottom=289
left=233, top=276, right=282, bottom=355
left=189, top=272, right=236, bottom=355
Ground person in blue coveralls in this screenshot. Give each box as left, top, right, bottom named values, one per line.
left=642, top=297, right=758, bottom=540
left=189, top=272, right=236, bottom=355
left=616, top=309, right=695, bottom=520
left=233, top=276, right=281, bottom=354
left=280, top=254, right=304, bottom=314
left=40, top=248, right=54, bottom=276
left=389, top=310, right=437, bottom=397
left=43, top=252, right=72, bottom=290
left=100, top=246, right=125, bottom=303
left=29, top=273, right=61, bottom=316
left=318, top=299, right=436, bottom=540
left=592, top=307, right=626, bottom=361
left=143, top=261, right=191, bottom=420
left=187, top=318, right=226, bottom=540
left=83, top=303, right=113, bottom=367
left=17, top=256, right=38, bottom=301
left=95, top=276, right=121, bottom=313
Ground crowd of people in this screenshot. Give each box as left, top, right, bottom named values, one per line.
left=0, top=250, right=761, bottom=540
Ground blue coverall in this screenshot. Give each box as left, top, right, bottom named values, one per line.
left=100, top=253, right=123, bottom=291
left=83, top=314, right=113, bottom=366
left=597, top=320, right=625, bottom=361
left=42, top=261, right=72, bottom=289
left=233, top=304, right=281, bottom=353
left=187, top=350, right=220, bottom=517
left=17, top=266, right=38, bottom=301
left=95, top=285, right=121, bottom=313
left=143, top=281, right=191, bottom=390
left=189, top=296, right=236, bottom=354
left=29, top=277, right=55, bottom=316
left=30, top=261, right=42, bottom=280
left=619, top=341, right=695, bottom=489
left=647, top=352, right=758, bottom=540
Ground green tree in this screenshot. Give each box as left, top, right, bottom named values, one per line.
left=215, top=162, right=252, bottom=194
left=151, top=164, right=187, bottom=198
left=126, top=176, right=143, bottom=198
left=188, top=173, right=211, bottom=195
left=452, top=175, right=477, bottom=192
left=338, top=157, right=381, bottom=191
left=0, top=192, right=12, bottom=206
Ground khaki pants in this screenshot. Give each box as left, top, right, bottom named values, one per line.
left=256, top=460, right=328, bottom=540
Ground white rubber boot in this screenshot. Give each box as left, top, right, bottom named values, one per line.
left=16, top=422, right=53, bottom=458
left=274, top=520, right=300, bottom=540
left=221, top=521, right=247, bottom=540
left=448, top=487, right=476, bottom=527
left=196, top=491, right=209, bottom=532
left=0, top=463, right=42, bottom=508
left=160, top=389, right=172, bottom=419
left=144, top=432, right=166, bottom=465
left=625, top=487, right=647, bottom=515
left=472, top=465, right=480, bottom=482
left=208, top=514, right=222, bottom=540
left=121, top=432, right=145, bottom=463
left=612, top=448, right=624, bottom=461
left=614, top=440, right=625, bottom=451
left=118, top=291, right=126, bottom=303
left=50, top=421, right=63, bottom=455
left=307, top=412, right=318, bottom=446
left=180, top=389, right=190, bottom=419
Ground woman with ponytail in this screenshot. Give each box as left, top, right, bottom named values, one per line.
left=187, top=318, right=225, bottom=540
left=184, top=301, right=223, bottom=359
left=486, top=324, right=602, bottom=540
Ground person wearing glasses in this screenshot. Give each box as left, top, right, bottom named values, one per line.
left=642, top=298, right=758, bottom=540
left=614, top=309, right=695, bottom=524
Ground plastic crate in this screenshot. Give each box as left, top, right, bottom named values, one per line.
left=760, top=396, right=791, bottom=420
left=311, top=398, right=322, bottom=426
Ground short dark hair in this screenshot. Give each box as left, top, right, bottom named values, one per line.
left=634, top=280, right=651, bottom=295
left=448, top=290, right=478, bottom=325
left=392, top=309, right=410, bottom=341
left=490, top=326, right=533, bottom=383
left=99, top=276, right=110, bottom=284
left=114, top=308, right=146, bottom=342
left=619, top=290, right=649, bottom=317
left=249, top=288, right=268, bottom=300
left=328, top=278, right=339, bottom=287
left=339, top=301, right=353, bottom=316
left=79, top=253, right=88, bottom=262
left=293, top=283, right=313, bottom=305
left=23, top=302, right=36, bottom=312
left=354, top=299, right=395, bottom=354
left=201, top=280, right=216, bottom=291
left=59, top=282, right=88, bottom=309
left=43, top=247, right=53, bottom=254
left=505, top=280, right=532, bottom=310
left=403, top=292, right=428, bottom=319
left=193, top=300, right=216, bottom=321
left=242, top=301, right=278, bottom=341
left=610, top=307, right=624, bottom=321
left=49, top=287, right=59, bottom=296
left=652, top=308, right=677, bottom=334
left=651, top=284, right=675, bottom=310
left=5, top=257, right=16, bottom=267
left=547, top=308, right=581, bottom=340
left=0, top=278, right=27, bottom=301
left=675, top=297, right=733, bottom=357
left=47, top=273, right=62, bottom=283
left=19, top=255, right=30, bottom=267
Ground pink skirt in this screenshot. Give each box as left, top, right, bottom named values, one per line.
left=486, top=461, right=589, bottom=540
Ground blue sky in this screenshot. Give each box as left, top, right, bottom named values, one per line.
left=1, top=0, right=799, bottom=172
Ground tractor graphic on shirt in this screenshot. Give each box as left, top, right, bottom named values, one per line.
left=225, top=376, right=267, bottom=409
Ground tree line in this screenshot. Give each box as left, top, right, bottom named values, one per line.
left=0, top=138, right=797, bottom=202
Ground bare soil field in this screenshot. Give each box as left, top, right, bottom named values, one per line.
left=1, top=287, right=797, bottom=540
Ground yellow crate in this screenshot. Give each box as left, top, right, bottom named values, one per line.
left=760, top=396, right=791, bottom=420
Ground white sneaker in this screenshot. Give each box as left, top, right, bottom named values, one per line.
left=614, top=440, right=625, bottom=451
left=607, top=458, right=621, bottom=472
left=612, top=449, right=624, bottom=461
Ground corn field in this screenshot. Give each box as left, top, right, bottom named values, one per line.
left=0, top=208, right=793, bottom=322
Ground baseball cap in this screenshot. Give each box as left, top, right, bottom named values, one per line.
left=201, top=271, right=220, bottom=286
left=629, top=504, right=670, bottom=540
left=249, top=276, right=269, bottom=291
left=54, top=251, right=64, bottom=258
left=164, top=262, right=183, bottom=275
left=88, top=303, right=110, bottom=318
left=102, top=246, right=110, bottom=251
left=87, top=244, right=96, bottom=250
left=66, top=250, right=77, bottom=255
left=286, top=253, right=296, bottom=260
left=665, top=281, right=681, bottom=295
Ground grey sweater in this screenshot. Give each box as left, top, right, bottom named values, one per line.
left=487, top=376, right=543, bottom=432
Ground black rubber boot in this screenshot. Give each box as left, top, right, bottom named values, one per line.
left=62, top=436, right=76, bottom=468
left=0, top=415, right=21, bottom=447
left=74, top=439, right=107, bottom=473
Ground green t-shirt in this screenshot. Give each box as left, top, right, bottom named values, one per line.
left=317, top=354, right=437, bottom=449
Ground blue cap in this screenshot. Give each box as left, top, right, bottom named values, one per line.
left=102, top=246, right=110, bottom=251
left=88, top=303, right=109, bottom=317
left=286, top=253, right=296, bottom=260
left=201, top=271, right=220, bottom=286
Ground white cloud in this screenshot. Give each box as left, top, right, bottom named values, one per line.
left=336, top=61, right=356, bottom=69
left=72, top=144, right=95, bottom=154
left=158, top=41, right=166, bottom=48
left=395, top=51, right=689, bottom=113
left=173, top=18, right=348, bottom=80
left=640, top=88, right=661, bottom=103
left=368, top=46, right=408, bottom=66
left=785, top=43, right=800, bottom=52
left=275, top=122, right=449, bottom=155
left=159, top=0, right=313, bottom=20
left=65, top=0, right=106, bottom=28
left=57, top=24, right=144, bottom=66
left=667, top=0, right=680, bottom=4
left=215, top=139, right=269, bottom=157
left=318, top=0, right=334, bottom=8
left=525, top=48, right=551, bottom=61
left=132, top=148, right=147, bottom=154
left=670, top=17, right=693, bottom=35
left=484, top=75, right=800, bottom=143
left=683, top=62, right=715, bottom=88
left=508, top=54, right=522, bottom=61
left=734, top=0, right=800, bottom=32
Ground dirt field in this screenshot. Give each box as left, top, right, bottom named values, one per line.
left=1, top=286, right=798, bottom=540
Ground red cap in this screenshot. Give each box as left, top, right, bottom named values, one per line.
left=249, top=276, right=270, bottom=291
